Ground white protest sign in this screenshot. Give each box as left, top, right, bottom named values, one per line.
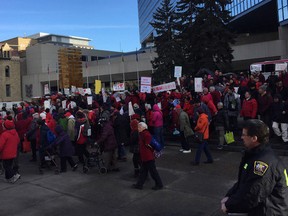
left=128, top=101, right=135, bottom=116
left=250, top=64, right=262, bottom=72
left=84, top=88, right=92, bottom=95
left=64, top=88, right=70, bottom=95
left=140, top=85, right=151, bottom=93
left=44, top=84, right=50, bottom=95
left=44, top=100, right=51, bottom=109
left=194, top=78, right=203, bottom=92
left=71, top=86, right=76, bottom=93
left=174, top=66, right=182, bottom=78
left=113, top=83, right=125, bottom=91
left=152, top=82, right=176, bottom=93
left=275, top=63, right=287, bottom=71
left=87, top=96, right=93, bottom=105
left=141, top=77, right=152, bottom=85
left=78, top=88, right=85, bottom=96
left=62, top=100, right=67, bottom=109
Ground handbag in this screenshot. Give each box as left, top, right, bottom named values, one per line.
left=150, top=136, right=163, bottom=152
left=22, top=137, right=31, bottom=153
left=224, top=131, right=235, bottom=144
left=194, top=132, right=204, bottom=143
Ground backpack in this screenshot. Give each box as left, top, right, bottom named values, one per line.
left=47, top=129, right=56, bottom=144
left=83, top=122, right=91, bottom=137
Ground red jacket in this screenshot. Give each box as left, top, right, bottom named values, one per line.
left=0, top=129, right=20, bottom=159
left=139, top=129, right=154, bottom=162
left=240, top=98, right=258, bottom=118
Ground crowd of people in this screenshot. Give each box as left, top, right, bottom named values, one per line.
left=0, top=69, right=287, bottom=185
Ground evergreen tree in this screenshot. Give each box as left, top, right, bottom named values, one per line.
left=190, top=0, right=235, bottom=72
left=150, top=0, right=183, bottom=84
left=175, top=0, right=201, bottom=75
left=174, top=0, right=235, bottom=74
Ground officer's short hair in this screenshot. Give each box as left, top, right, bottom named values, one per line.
left=243, top=119, right=269, bottom=144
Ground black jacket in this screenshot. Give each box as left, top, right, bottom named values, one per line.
left=214, top=108, right=229, bottom=130
left=225, top=145, right=288, bottom=215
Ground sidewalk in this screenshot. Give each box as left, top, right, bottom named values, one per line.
left=0, top=145, right=287, bottom=216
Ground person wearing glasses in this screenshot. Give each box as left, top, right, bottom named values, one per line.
left=221, top=119, right=288, bottom=215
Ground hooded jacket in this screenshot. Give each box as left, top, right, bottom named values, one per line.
left=0, top=128, right=20, bottom=159
left=151, top=104, right=163, bottom=127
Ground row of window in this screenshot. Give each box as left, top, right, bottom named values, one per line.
left=278, top=0, right=288, bottom=21
left=226, top=0, right=265, bottom=17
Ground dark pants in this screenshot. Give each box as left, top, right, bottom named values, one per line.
left=30, top=139, right=37, bottom=160
left=228, top=116, right=238, bottom=131
left=154, top=126, right=165, bottom=147
left=3, top=159, right=15, bottom=180
left=13, top=143, right=20, bottom=173
left=76, top=144, right=90, bottom=164
left=136, top=160, right=163, bottom=187
left=132, top=153, right=141, bottom=169
left=194, top=140, right=213, bottom=163
left=117, top=143, right=126, bottom=159
left=180, top=131, right=190, bottom=150
left=60, top=156, right=76, bottom=172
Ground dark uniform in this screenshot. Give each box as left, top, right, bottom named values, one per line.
left=225, top=145, right=288, bottom=215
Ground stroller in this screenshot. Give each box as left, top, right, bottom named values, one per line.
left=83, top=143, right=107, bottom=174
left=39, top=147, right=60, bottom=175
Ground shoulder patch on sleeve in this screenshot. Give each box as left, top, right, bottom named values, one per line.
left=254, top=161, right=269, bottom=176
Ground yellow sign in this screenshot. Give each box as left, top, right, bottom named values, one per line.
left=95, top=80, right=101, bottom=94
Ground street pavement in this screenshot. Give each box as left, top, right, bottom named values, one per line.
left=0, top=142, right=287, bottom=216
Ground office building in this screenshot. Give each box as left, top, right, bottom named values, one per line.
left=138, top=0, right=288, bottom=71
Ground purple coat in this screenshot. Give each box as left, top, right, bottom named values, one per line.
left=97, top=121, right=117, bottom=152
left=53, top=125, right=75, bottom=157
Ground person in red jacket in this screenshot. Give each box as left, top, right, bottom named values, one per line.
left=132, top=122, right=163, bottom=190
left=0, top=119, right=21, bottom=183
left=240, top=91, right=258, bottom=120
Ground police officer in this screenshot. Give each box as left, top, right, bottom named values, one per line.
left=221, top=119, right=288, bottom=215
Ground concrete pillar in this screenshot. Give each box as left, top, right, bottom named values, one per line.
left=278, top=26, right=288, bottom=59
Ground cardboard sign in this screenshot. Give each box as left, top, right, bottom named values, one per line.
left=152, top=82, right=176, bottom=93
left=95, top=80, right=101, bottom=94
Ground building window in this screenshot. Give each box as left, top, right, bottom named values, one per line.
left=6, top=84, right=11, bottom=97
left=5, top=66, right=10, bottom=77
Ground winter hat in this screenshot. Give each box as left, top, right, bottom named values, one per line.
left=3, top=119, right=15, bottom=130
left=40, top=112, right=46, bottom=120
left=32, top=113, right=40, bottom=119
left=64, top=112, right=72, bottom=117
left=175, top=104, right=181, bottom=109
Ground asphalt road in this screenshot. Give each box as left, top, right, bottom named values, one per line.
left=0, top=143, right=287, bottom=216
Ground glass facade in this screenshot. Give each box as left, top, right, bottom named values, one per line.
left=138, top=0, right=165, bottom=44
left=138, top=0, right=283, bottom=44
left=225, top=0, right=266, bottom=17
left=278, top=0, right=288, bottom=22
